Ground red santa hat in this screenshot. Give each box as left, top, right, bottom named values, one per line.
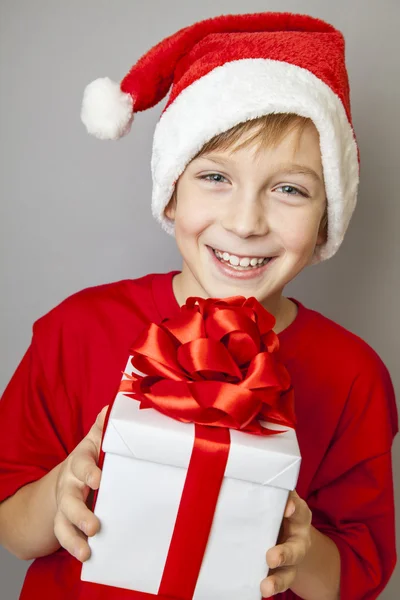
left=81, top=12, right=360, bottom=263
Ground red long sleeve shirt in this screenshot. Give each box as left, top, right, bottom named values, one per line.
left=0, top=271, right=398, bottom=600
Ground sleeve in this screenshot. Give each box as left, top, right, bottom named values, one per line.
left=0, top=315, right=82, bottom=503
left=306, top=358, right=398, bottom=600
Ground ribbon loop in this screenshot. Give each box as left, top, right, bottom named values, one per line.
left=122, top=295, right=296, bottom=435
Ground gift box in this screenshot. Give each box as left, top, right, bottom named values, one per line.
left=81, top=297, right=302, bottom=600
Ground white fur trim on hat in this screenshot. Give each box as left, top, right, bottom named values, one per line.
left=151, top=59, right=359, bottom=263
left=81, top=77, right=134, bottom=140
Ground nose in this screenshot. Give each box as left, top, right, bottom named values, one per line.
left=220, top=194, right=269, bottom=238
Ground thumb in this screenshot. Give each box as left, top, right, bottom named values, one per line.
left=95, top=405, right=109, bottom=431
left=284, top=490, right=297, bottom=518
left=87, top=405, right=109, bottom=451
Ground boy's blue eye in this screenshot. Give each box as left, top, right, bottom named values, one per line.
left=277, top=185, right=306, bottom=197
left=200, top=173, right=228, bottom=184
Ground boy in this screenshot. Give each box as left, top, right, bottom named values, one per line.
left=0, top=11, right=398, bottom=600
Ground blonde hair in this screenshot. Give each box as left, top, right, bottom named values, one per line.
left=168, top=113, right=328, bottom=236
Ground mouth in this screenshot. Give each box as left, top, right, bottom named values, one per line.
left=207, top=246, right=277, bottom=278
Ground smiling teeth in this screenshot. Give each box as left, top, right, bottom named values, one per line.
left=213, top=249, right=270, bottom=269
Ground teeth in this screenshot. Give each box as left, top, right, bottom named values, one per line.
left=213, top=248, right=271, bottom=269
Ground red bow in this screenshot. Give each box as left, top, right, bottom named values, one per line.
left=120, top=295, right=296, bottom=434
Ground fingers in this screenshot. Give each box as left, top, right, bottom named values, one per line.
left=54, top=511, right=92, bottom=562
left=53, top=407, right=108, bottom=562
left=265, top=489, right=312, bottom=572
left=261, top=490, right=313, bottom=596
left=260, top=566, right=297, bottom=598
left=69, top=442, right=103, bottom=490
left=266, top=536, right=309, bottom=571
left=58, top=487, right=100, bottom=537
left=55, top=484, right=101, bottom=562
left=284, top=490, right=312, bottom=526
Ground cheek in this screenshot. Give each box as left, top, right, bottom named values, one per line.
left=275, top=209, right=322, bottom=251
left=174, top=189, right=216, bottom=236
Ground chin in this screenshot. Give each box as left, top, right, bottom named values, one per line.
left=196, top=270, right=272, bottom=301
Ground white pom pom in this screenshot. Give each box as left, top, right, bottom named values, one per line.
left=81, top=77, right=134, bottom=140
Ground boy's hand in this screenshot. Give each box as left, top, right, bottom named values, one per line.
left=54, top=406, right=108, bottom=562
left=261, top=490, right=312, bottom=597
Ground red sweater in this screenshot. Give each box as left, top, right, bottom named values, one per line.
left=0, top=271, right=398, bottom=600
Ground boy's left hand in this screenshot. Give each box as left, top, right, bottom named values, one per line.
left=260, top=490, right=313, bottom=598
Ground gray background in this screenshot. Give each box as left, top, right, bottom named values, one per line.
left=1, top=0, right=399, bottom=598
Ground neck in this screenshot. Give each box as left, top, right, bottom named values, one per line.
left=269, top=296, right=298, bottom=334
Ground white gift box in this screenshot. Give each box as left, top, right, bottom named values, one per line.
left=81, top=357, right=301, bottom=600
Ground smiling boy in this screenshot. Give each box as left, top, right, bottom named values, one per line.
left=167, top=115, right=327, bottom=332
left=0, top=11, right=398, bottom=600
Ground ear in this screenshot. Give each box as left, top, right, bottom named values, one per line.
left=315, top=229, right=326, bottom=246
left=164, top=190, right=177, bottom=221
left=315, top=202, right=328, bottom=246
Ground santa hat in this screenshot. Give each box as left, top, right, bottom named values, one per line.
left=81, top=11, right=359, bottom=263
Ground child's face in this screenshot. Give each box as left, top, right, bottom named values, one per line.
left=166, top=121, right=326, bottom=307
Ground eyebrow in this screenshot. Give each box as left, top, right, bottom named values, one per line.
left=275, top=164, right=323, bottom=184
left=198, top=156, right=323, bottom=184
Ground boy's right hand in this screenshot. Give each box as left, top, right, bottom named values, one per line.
left=54, top=405, right=108, bottom=562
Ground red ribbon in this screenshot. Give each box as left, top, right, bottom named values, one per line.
left=119, top=296, right=296, bottom=599
left=158, top=425, right=230, bottom=599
